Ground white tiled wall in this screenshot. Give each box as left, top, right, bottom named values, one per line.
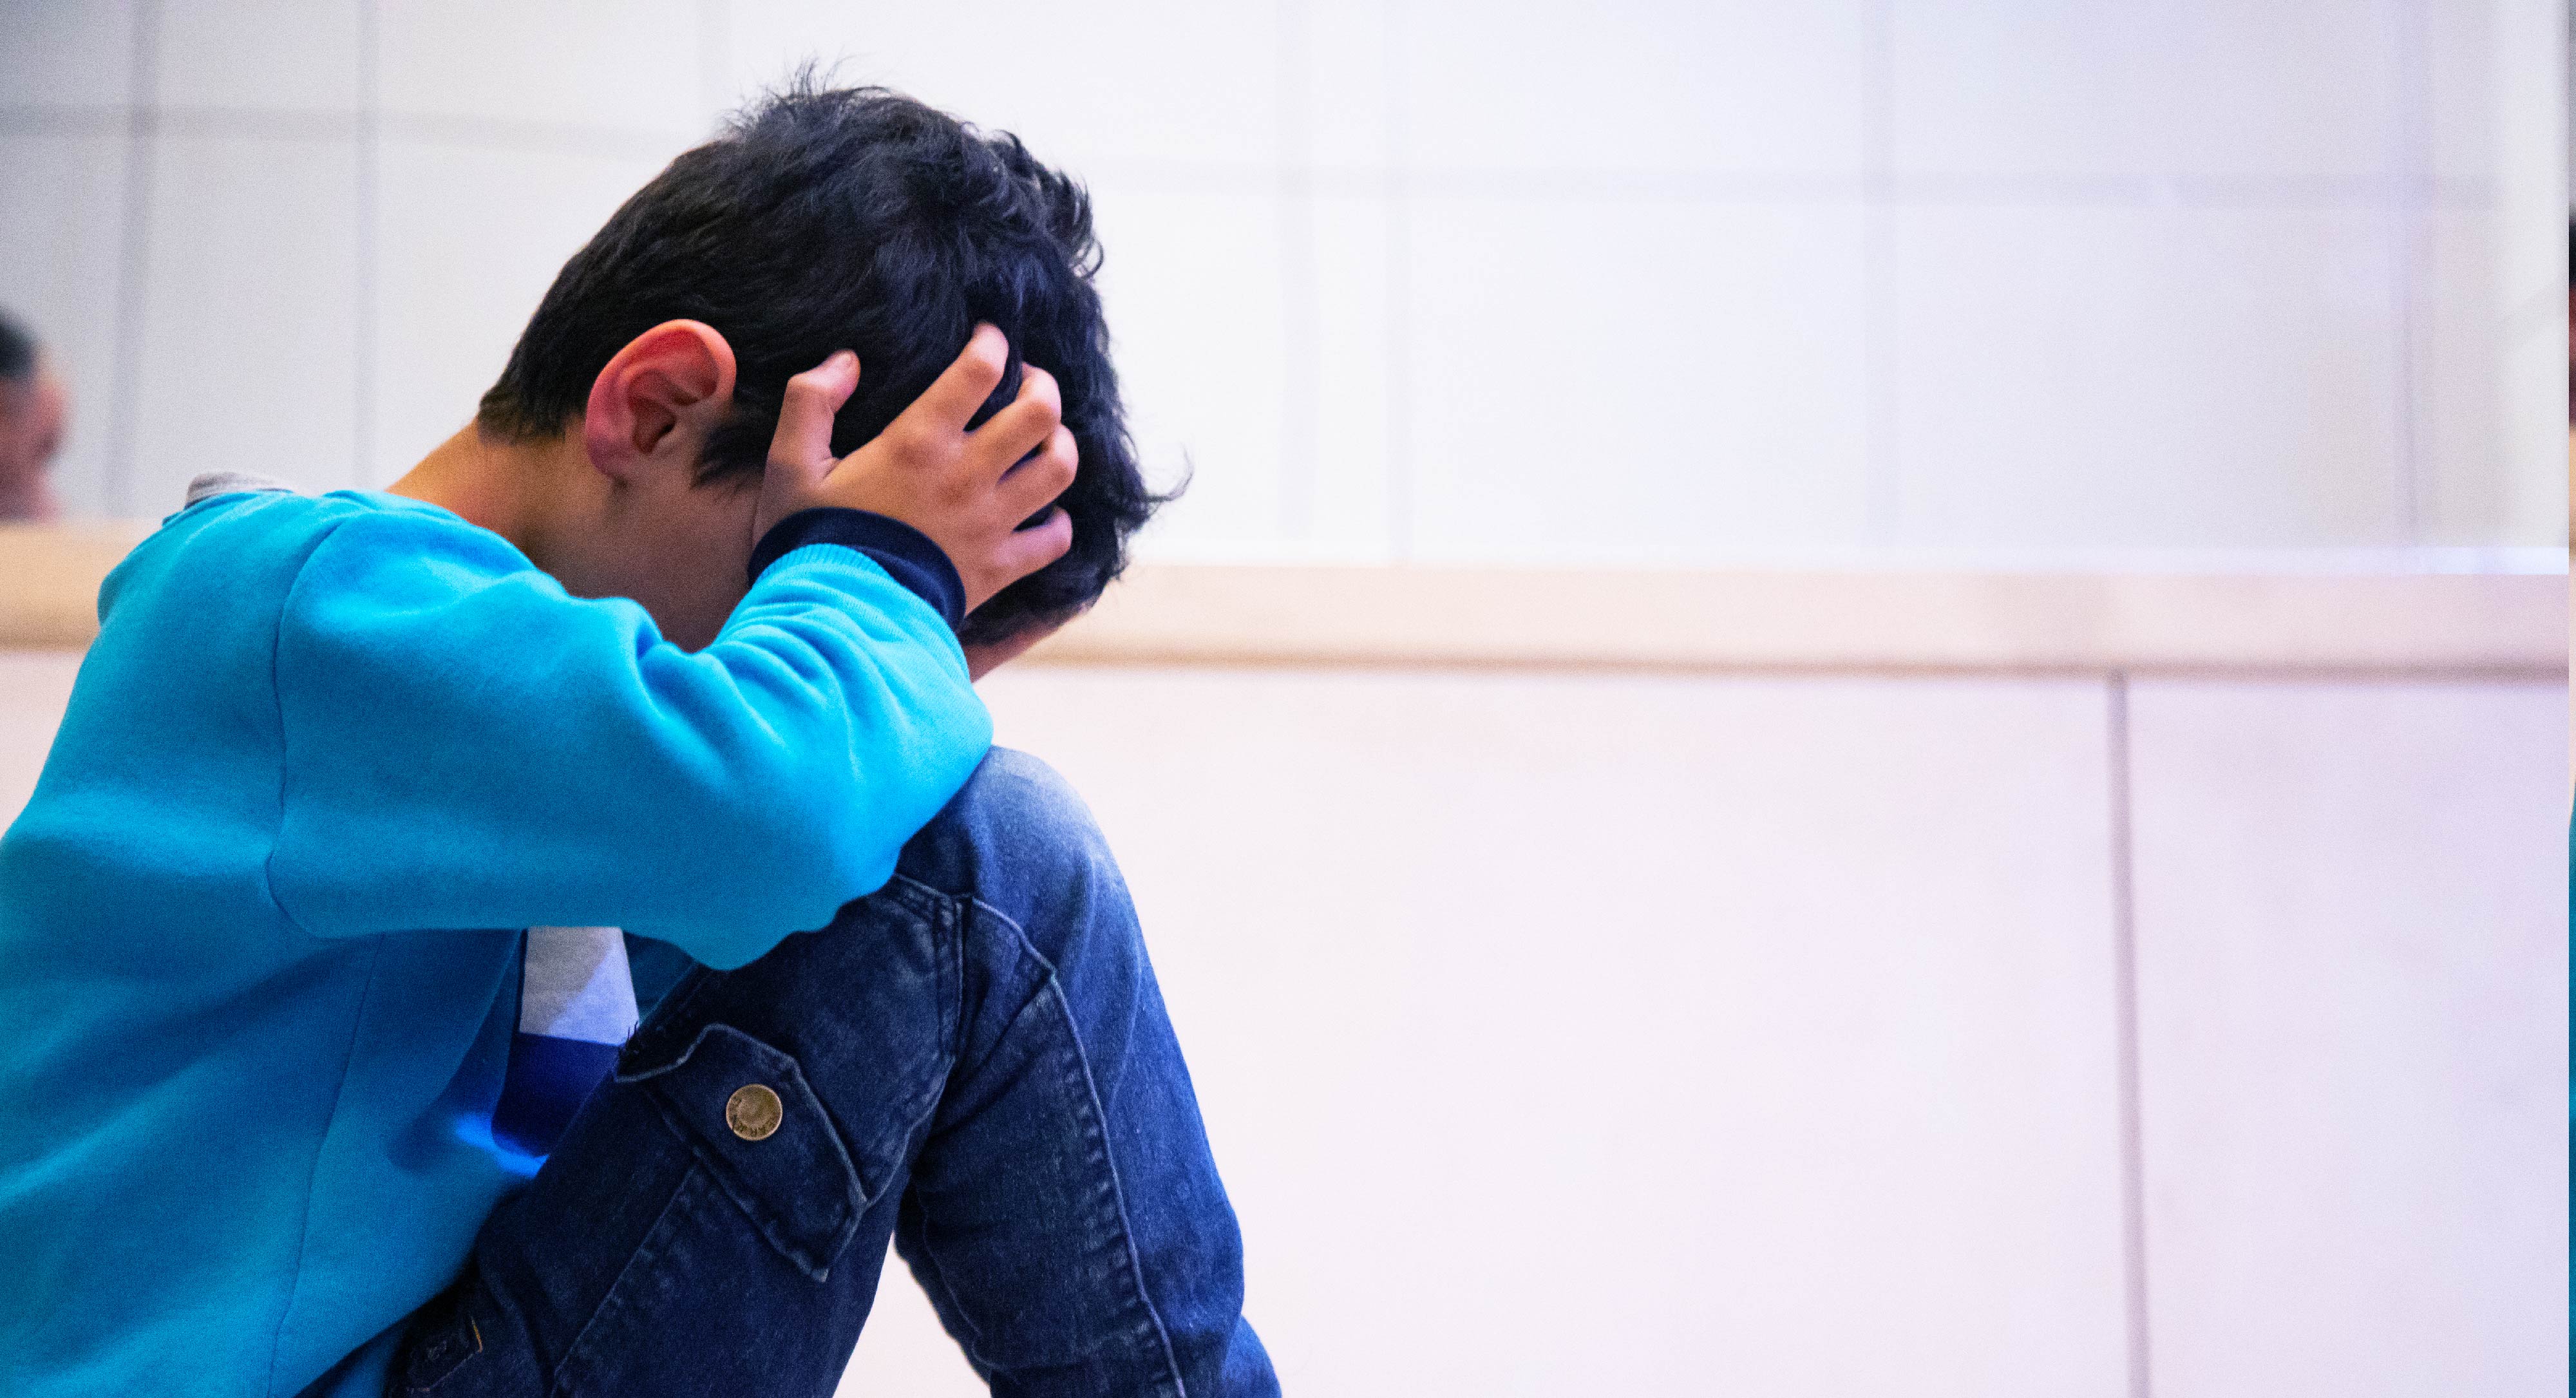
left=1891, top=0, right=2410, bottom=184
left=963, top=668, right=2139, bottom=1397
left=129, top=131, right=360, bottom=512
left=826, top=666, right=2564, bottom=1397
left=2127, top=679, right=2568, bottom=1395
left=1891, top=205, right=2404, bottom=547
left=0, top=0, right=2563, bottom=549
left=155, top=0, right=361, bottom=113
left=0, top=128, right=126, bottom=518
left=1408, top=194, right=1873, bottom=560
left=0, top=1, right=137, bottom=110
left=369, top=138, right=677, bottom=485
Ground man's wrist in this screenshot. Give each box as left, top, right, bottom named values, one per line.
left=749, top=508, right=965, bottom=628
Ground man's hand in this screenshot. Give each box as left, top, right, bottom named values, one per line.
left=759, top=326, right=1077, bottom=613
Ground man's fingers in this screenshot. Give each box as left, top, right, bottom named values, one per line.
left=768, top=350, right=860, bottom=480
left=971, top=364, right=1063, bottom=479
left=896, top=324, right=1012, bottom=437
left=990, top=507, right=1074, bottom=589
left=996, top=424, right=1079, bottom=519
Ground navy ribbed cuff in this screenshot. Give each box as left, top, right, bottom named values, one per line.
left=748, top=508, right=965, bottom=629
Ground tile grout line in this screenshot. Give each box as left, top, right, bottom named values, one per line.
left=0, top=102, right=2511, bottom=207
left=1860, top=0, right=1897, bottom=545
left=1381, top=0, right=1411, bottom=560
left=2388, top=0, right=2430, bottom=543
left=353, top=0, right=379, bottom=489
left=1276, top=0, right=1318, bottom=540
left=101, top=0, right=164, bottom=519
left=2107, top=672, right=2154, bottom=1398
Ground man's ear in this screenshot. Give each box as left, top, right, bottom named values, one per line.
left=581, top=320, right=737, bottom=484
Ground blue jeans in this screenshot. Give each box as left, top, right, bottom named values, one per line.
left=385, top=750, right=1278, bottom=1397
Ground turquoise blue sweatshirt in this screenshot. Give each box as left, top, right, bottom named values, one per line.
left=0, top=487, right=992, bottom=1395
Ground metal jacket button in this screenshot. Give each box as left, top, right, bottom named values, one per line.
left=725, top=1083, right=783, bottom=1140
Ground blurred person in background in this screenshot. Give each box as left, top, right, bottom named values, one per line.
left=0, top=309, right=65, bottom=522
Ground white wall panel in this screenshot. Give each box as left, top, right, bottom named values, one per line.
left=0, top=0, right=138, bottom=110
left=155, top=0, right=361, bottom=115
left=723, top=0, right=1285, bottom=176
left=2417, top=207, right=2568, bottom=546
left=377, top=0, right=705, bottom=138
left=369, top=140, right=669, bottom=482
left=2427, top=0, right=2505, bottom=185
left=1090, top=186, right=1291, bottom=554
left=1891, top=0, right=2405, bottom=182
left=1893, top=205, right=2402, bottom=547
left=1302, top=191, right=1397, bottom=556
left=1298, top=0, right=1396, bottom=173
left=1400, top=0, right=1868, bottom=178
left=1888, top=0, right=2166, bottom=182
left=1406, top=195, right=1870, bottom=563
left=2128, top=679, right=2568, bottom=1397
left=0, top=133, right=130, bottom=518
left=2423, top=0, right=2566, bottom=548
left=5, top=0, right=2562, bottom=553
left=131, top=133, right=359, bottom=507
left=961, top=667, right=2131, bottom=1398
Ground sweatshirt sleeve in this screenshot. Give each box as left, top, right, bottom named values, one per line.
left=266, top=507, right=990, bottom=968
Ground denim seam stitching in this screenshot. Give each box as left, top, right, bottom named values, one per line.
left=552, top=1164, right=707, bottom=1397
left=817, top=877, right=963, bottom=1166
left=901, top=1191, right=994, bottom=1361
left=1038, top=972, right=1192, bottom=1398
left=880, top=880, right=989, bottom=1363
left=643, top=1070, right=857, bottom=1281
left=886, top=874, right=987, bottom=1086
left=965, top=893, right=1192, bottom=1397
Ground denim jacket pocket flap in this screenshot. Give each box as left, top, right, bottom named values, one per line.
left=617, top=1021, right=867, bottom=1281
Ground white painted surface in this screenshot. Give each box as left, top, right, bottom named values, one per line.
left=369, top=140, right=675, bottom=487
left=0, top=0, right=138, bottom=110
left=1398, top=0, right=1870, bottom=178
left=131, top=131, right=360, bottom=513
left=0, top=0, right=2562, bottom=552
left=725, top=0, right=1287, bottom=177
left=155, top=0, right=362, bottom=115
left=952, top=668, right=2136, bottom=1397
left=1083, top=187, right=1291, bottom=545
left=377, top=0, right=705, bottom=138
left=1406, top=195, right=1872, bottom=562
left=1888, top=0, right=2407, bottom=182
left=1891, top=205, right=2403, bottom=548
left=2127, top=679, right=2569, bottom=1396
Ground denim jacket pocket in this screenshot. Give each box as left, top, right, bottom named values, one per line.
left=613, top=1022, right=867, bottom=1281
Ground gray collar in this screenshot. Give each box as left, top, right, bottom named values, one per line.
left=183, top=471, right=301, bottom=506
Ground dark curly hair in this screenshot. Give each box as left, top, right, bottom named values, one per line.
left=478, top=78, right=1166, bottom=644
left=0, top=308, right=34, bottom=383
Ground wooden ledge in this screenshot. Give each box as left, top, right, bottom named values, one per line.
left=1024, top=565, right=2568, bottom=678
left=1, top=524, right=2563, bottom=678
left=0, top=522, right=150, bottom=648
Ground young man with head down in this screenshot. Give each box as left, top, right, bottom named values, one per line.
left=0, top=84, right=1275, bottom=1397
